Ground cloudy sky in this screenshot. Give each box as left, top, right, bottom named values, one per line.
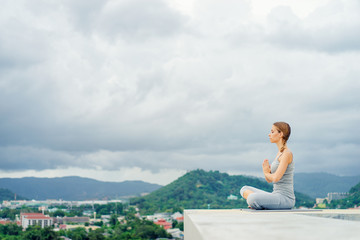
left=0, top=0, right=359, bottom=185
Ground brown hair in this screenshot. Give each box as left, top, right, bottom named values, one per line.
left=273, top=122, right=291, bottom=152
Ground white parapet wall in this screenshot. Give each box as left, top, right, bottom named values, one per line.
left=184, top=209, right=360, bottom=240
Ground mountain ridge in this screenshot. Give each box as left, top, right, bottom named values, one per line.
left=294, top=172, right=360, bottom=198
left=0, top=176, right=162, bottom=201
left=1, top=172, right=358, bottom=202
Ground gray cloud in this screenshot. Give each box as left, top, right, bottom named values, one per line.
left=266, top=1, right=360, bottom=52
left=0, top=19, right=50, bottom=68
left=95, top=0, right=185, bottom=41
left=0, top=0, right=359, bottom=180
left=0, top=146, right=75, bottom=170
left=61, top=0, right=109, bottom=33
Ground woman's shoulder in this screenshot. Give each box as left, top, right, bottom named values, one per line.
left=284, top=148, right=293, bottom=155
left=280, top=149, right=293, bottom=164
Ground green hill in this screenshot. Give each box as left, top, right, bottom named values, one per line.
left=329, top=181, right=360, bottom=209
left=131, top=169, right=314, bottom=214
left=0, top=188, right=26, bottom=201
left=350, top=182, right=360, bottom=193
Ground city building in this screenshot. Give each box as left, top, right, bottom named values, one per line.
left=171, top=212, right=184, bottom=222
left=327, top=192, right=349, bottom=202
left=227, top=194, right=238, bottom=200
left=316, top=198, right=326, bottom=204
left=315, top=192, right=349, bottom=206
left=167, top=228, right=184, bottom=239
left=20, top=213, right=53, bottom=229
left=154, top=219, right=172, bottom=230
left=0, top=219, right=12, bottom=225
left=2, top=199, right=122, bottom=209
left=146, top=212, right=172, bottom=222
left=55, top=216, right=90, bottom=224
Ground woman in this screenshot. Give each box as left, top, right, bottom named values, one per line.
left=240, top=122, right=295, bottom=210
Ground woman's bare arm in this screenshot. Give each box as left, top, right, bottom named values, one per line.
left=263, top=152, right=292, bottom=183
left=262, top=159, right=272, bottom=183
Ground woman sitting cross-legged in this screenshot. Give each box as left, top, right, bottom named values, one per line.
left=240, top=122, right=295, bottom=210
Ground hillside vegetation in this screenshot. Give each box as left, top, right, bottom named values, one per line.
left=0, top=188, right=26, bottom=201
left=329, top=181, right=360, bottom=209
left=131, top=169, right=314, bottom=214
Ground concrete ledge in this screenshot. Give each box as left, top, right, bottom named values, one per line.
left=184, top=209, right=360, bottom=240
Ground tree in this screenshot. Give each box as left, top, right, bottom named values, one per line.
left=94, top=221, right=104, bottom=227
left=52, top=210, right=66, bottom=217
left=0, top=208, right=20, bottom=220
left=0, top=223, right=22, bottom=236
left=135, top=225, right=158, bottom=239
left=88, top=228, right=105, bottom=240
left=172, top=220, right=184, bottom=231
left=110, top=214, right=119, bottom=226
left=41, top=227, right=59, bottom=240
left=22, top=225, right=43, bottom=240
left=66, top=227, right=88, bottom=240
left=1, top=235, right=22, bottom=240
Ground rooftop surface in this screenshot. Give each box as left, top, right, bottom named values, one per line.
left=184, top=209, right=360, bottom=240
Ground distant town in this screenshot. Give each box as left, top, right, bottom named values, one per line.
left=0, top=199, right=184, bottom=239
left=0, top=190, right=357, bottom=240
left=315, top=192, right=351, bottom=208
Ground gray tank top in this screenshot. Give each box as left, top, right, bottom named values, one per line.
left=271, top=153, right=295, bottom=200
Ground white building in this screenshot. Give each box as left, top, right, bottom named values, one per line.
left=227, top=194, right=238, bottom=200
left=316, top=198, right=326, bottom=204
left=21, top=213, right=53, bottom=229
left=327, top=192, right=349, bottom=202
left=171, top=212, right=183, bottom=220
left=167, top=228, right=184, bottom=239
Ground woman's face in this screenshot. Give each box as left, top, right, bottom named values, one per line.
left=269, top=125, right=283, bottom=143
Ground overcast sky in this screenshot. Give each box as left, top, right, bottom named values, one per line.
left=0, top=0, right=359, bottom=185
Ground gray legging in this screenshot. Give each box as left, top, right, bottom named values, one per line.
left=240, top=186, right=295, bottom=210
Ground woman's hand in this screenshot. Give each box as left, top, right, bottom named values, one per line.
left=262, top=159, right=271, bottom=174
